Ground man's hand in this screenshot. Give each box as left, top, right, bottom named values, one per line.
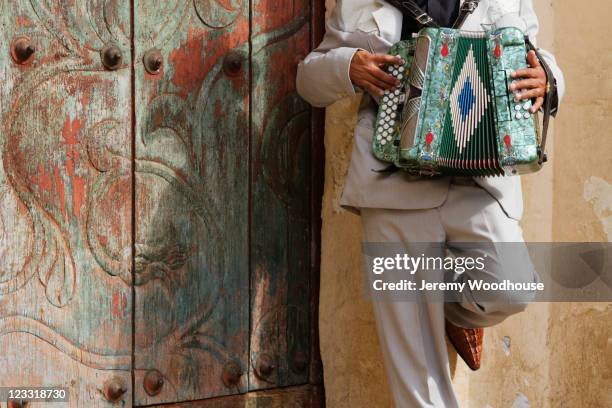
left=349, top=50, right=403, bottom=98
left=510, top=50, right=548, bottom=113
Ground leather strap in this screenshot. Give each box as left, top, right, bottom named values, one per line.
left=386, top=0, right=480, bottom=29
left=452, top=0, right=481, bottom=29
left=385, top=0, right=440, bottom=28
left=525, top=37, right=556, bottom=164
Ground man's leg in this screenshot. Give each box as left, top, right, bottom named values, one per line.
left=361, top=208, right=460, bottom=408
left=440, top=183, right=539, bottom=329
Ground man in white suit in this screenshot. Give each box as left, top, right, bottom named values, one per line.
left=297, top=0, right=564, bottom=406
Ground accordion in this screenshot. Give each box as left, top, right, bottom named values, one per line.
left=373, top=27, right=550, bottom=177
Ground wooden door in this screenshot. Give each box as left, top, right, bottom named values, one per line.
left=0, top=1, right=134, bottom=406
left=132, top=1, right=251, bottom=404
left=0, top=0, right=323, bottom=406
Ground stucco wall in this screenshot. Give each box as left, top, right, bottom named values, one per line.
left=319, top=1, right=612, bottom=407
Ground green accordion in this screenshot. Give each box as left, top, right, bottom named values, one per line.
left=373, top=27, right=545, bottom=177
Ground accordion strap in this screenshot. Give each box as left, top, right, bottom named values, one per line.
left=385, top=0, right=439, bottom=27
left=525, top=37, right=556, bottom=164
left=385, top=0, right=480, bottom=29
left=452, top=1, right=481, bottom=29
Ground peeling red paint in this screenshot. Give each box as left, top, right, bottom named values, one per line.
left=97, top=234, right=109, bottom=246
left=72, top=176, right=85, bottom=218
left=112, top=291, right=128, bottom=319
left=62, top=116, right=86, bottom=218
left=54, top=165, right=66, bottom=220
left=169, top=18, right=248, bottom=98
left=112, top=292, right=119, bottom=317
left=62, top=116, right=81, bottom=147
left=15, top=15, right=33, bottom=28
left=169, top=27, right=207, bottom=97
left=34, top=164, right=54, bottom=193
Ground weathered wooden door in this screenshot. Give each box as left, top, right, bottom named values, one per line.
left=0, top=0, right=323, bottom=406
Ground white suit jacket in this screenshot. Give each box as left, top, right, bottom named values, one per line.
left=296, top=0, right=565, bottom=220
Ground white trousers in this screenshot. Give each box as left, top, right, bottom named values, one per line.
left=360, top=182, right=538, bottom=408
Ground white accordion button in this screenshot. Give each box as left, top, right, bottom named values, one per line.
left=515, top=105, right=521, bottom=111
left=381, top=139, right=387, bottom=145
left=523, top=102, right=531, bottom=110
left=523, top=112, right=531, bottom=119
left=515, top=112, right=522, bottom=120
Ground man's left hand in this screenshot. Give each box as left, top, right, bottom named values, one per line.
left=510, top=50, right=547, bottom=113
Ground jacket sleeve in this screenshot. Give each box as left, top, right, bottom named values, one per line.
left=492, top=0, right=565, bottom=113
left=296, top=6, right=363, bottom=108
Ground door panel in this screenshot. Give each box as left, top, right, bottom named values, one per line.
left=1, top=0, right=322, bottom=406
left=249, top=0, right=315, bottom=390
left=132, top=1, right=250, bottom=405
left=0, top=1, right=132, bottom=406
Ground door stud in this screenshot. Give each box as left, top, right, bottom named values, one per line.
left=101, top=44, right=123, bottom=70
left=10, top=37, right=35, bottom=65
left=143, top=49, right=163, bottom=75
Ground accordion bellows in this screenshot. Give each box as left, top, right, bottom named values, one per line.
left=373, top=27, right=543, bottom=177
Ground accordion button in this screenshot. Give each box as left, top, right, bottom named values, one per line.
left=399, top=66, right=405, bottom=72
left=523, top=112, right=531, bottom=119
left=515, top=112, right=522, bottom=120
left=381, top=140, right=387, bottom=145
left=523, top=102, right=531, bottom=110
left=515, top=105, right=522, bottom=111
left=391, top=112, right=397, bottom=118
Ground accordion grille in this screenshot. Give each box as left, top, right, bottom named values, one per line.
left=438, top=36, right=502, bottom=176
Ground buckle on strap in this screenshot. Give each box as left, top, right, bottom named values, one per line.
left=461, top=0, right=480, bottom=13
left=416, top=13, right=434, bottom=25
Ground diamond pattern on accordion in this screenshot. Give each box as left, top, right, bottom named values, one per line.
left=449, top=45, right=490, bottom=153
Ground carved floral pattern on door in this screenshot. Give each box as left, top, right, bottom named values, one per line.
left=0, top=0, right=320, bottom=406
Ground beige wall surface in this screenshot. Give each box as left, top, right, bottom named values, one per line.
left=319, top=1, right=612, bottom=407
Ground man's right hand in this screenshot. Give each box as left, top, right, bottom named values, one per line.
left=349, top=50, right=404, bottom=98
